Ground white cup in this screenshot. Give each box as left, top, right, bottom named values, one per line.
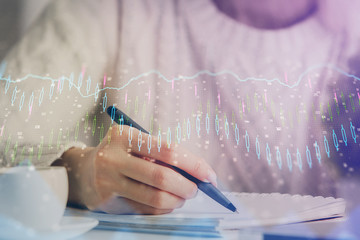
left=0, top=166, right=68, bottom=230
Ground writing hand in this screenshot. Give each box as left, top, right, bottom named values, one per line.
left=55, top=125, right=217, bottom=214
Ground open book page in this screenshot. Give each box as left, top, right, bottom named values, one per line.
left=65, top=192, right=346, bottom=231
left=159, top=192, right=346, bottom=229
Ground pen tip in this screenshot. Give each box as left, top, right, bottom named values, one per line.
left=235, top=210, right=239, bottom=214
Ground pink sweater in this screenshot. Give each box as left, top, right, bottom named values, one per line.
left=1, top=0, right=359, bottom=196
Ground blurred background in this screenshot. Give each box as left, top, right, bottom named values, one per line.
left=0, top=0, right=51, bottom=61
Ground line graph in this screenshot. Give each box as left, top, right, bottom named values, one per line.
left=1, top=62, right=359, bottom=101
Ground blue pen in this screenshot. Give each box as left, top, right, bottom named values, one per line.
left=107, top=106, right=238, bottom=213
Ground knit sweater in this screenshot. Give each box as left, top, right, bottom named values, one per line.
left=1, top=0, right=359, bottom=196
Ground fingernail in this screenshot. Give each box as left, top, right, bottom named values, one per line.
left=191, top=188, right=199, bottom=199
left=207, top=169, right=217, bottom=187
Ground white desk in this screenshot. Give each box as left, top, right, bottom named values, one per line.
left=72, top=218, right=356, bottom=240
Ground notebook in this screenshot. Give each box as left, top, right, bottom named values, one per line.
left=66, top=192, right=346, bottom=237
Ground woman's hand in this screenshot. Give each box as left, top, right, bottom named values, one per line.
left=53, top=125, right=217, bottom=214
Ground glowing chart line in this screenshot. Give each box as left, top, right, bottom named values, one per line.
left=1, top=63, right=360, bottom=101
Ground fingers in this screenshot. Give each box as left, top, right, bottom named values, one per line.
left=109, top=125, right=217, bottom=185
left=120, top=155, right=198, bottom=200
left=121, top=177, right=186, bottom=210
left=94, top=175, right=185, bottom=212
left=96, top=145, right=197, bottom=199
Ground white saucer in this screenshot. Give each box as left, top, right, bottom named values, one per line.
left=0, top=216, right=98, bottom=240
